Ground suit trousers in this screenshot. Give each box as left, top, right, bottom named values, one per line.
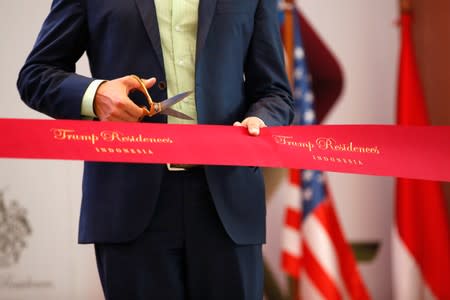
left=94, top=167, right=263, bottom=300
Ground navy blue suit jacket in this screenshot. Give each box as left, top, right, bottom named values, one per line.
left=18, top=0, right=293, bottom=245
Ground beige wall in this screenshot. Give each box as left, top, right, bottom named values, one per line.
left=0, top=1, right=103, bottom=299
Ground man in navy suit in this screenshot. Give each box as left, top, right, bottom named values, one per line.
left=18, top=0, right=293, bottom=299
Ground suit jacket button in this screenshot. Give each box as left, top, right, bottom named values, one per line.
left=158, top=81, right=167, bottom=90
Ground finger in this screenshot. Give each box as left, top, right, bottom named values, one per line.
left=246, top=119, right=263, bottom=136
left=113, top=103, right=142, bottom=122
left=101, top=109, right=136, bottom=122
left=125, top=76, right=156, bottom=91
left=125, top=75, right=146, bottom=93
left=107, top=115, right=133, bottom=122
left=100, top=95, right=142, bottom=122
left=233, top=121, right=242, bottom=126
left=122, top=98, right=146, bottom=120
left=141, top=78, right=156, bottom=105
left=144, top=77, right=157, bottom=89
left=247, top=126, right=260, bottom=136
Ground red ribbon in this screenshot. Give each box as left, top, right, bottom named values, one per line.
left=1, top=118, right=449, bottom=182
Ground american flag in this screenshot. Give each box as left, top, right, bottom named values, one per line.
left=279, top=4, right=371, bottom=299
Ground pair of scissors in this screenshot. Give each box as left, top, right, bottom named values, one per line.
left=130, top=75, right=193, bottom=121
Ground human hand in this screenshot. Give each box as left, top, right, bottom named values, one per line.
left=233, top=116, right=266, bottom=136
left=94, top=75, right=157, bottom=122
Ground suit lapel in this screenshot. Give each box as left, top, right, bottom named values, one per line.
left=134, top=0, right=164, bottom=70
left=196, top=0, right=218, bottom=65
left=134, top=0, right=217, bottom=73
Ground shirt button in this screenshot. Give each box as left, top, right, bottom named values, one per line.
left=175, top=25, right=182, bottom=32
left=178, top=60, right=184, bottom=66
left=158, top=81, right=167, bottom=90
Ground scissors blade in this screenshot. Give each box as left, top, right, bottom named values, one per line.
left=158, top=91, right=194, bottom=120
left=160, top=91, right=192, bottom=109
left=162, top=107, right=194, bottom=120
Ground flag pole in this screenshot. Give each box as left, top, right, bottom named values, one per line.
left=281, top=3, right=302, bottom=299
left=281, top=0, right=295, bottom=88
left=400, top=0, right=412, bottom=13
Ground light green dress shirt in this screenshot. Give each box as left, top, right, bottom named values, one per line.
left=81, top=0, right=199, bottom=125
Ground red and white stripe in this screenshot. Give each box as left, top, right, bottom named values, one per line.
left=392, top=178, right=450, bottom=300
left=281, top=170, right=303, bottom=277
left=281, top=170, right=370, bottom=300
left=393, top=13, right=450, bottom=300
left=392, top=226, right=436, bottom=300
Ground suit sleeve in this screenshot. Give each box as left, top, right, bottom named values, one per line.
left=244, top=0, right=294, bottom=126
left=17, top=0, right=93, bottom=120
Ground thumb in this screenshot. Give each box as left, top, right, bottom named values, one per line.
left=125, top=75, right=156, bottom=91
left=144, top=77, right=157, bottom=88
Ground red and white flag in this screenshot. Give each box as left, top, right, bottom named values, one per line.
left=392, top=11, right=450, bottom=300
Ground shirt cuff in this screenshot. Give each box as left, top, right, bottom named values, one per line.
left=81, top=79, right=106, bottom=118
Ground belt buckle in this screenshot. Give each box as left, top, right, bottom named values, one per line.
left=167, top=163, right=188, bottom=171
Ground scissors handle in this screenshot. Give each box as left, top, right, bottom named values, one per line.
left=130, top=75, right=159, bottom=119
left=130, top=74, right=193, bottom=121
